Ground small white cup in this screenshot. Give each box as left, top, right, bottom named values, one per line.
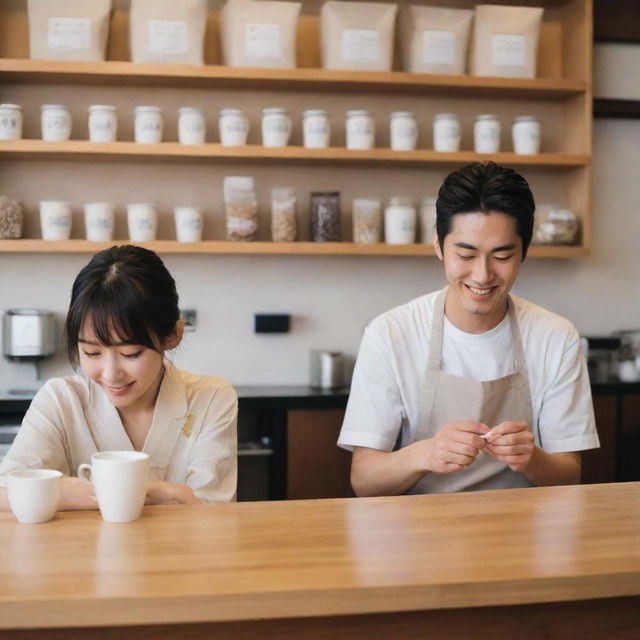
left=174, top=206, right=203, bottom=242
left=84, top=202, right=115, bottom=242
left=40, top=200, right=72, bottom=240
left=7, top=469, right=62, bottom=524
left=127, top=203, right=157, bottom=242
left=88, top=105, right=117, bottom=143
left=134, top=106, right=163, bottom=144
left=219, top=109, right=249, bottom=146
left=385, top=205, right=417, bottom=244
left=41, top=105, right=71, bottom=142
left=178, top=107, right=206, bottom=145
left=77, top=451, right=150, bottom=523
left=0, top=104, right=23, bottom=141
left=261, top=108, right=291, bottom=148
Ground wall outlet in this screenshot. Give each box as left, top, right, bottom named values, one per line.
left=180, top=309, right=197, bottom=332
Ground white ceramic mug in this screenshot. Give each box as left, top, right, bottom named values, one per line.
left=7, top=469, right=62, bottom=524
left=40, top=200, right=72, bottom=240
left=127, top=203, right=157, bottom=242
left=78, top=451, right=150, bottom=523
left=174, top=206, right=203, bottom=242
left=84, top=202, right=115, bottom=242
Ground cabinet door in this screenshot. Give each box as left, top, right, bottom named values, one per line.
left=287, top=408, right=352, bottom=500
left=582, top=395, right=617, bottom=484
left=620, top=395, right=640, bottom=482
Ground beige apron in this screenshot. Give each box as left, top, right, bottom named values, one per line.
left=409, top=288, right=536, bottom=494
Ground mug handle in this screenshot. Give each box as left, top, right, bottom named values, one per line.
left=77, top=463, right=93, bottom=484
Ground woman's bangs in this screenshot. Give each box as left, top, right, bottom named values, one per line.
left=84, top=294, right=155, bottom=349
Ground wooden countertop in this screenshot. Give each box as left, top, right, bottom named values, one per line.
left=1, top=482, right=640, bottom=631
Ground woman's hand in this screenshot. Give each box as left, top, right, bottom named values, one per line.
left=60, top=477, right=99, bottom=511
left=145, top=478, right=201, bottom=505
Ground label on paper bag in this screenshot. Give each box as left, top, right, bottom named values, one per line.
left=47, top=17, right=91, bottom=51
left=245, top=23, right=282, bottom=59
left=422, top=30, right=456, bottom=66
left=491, top=34, right=525, bottom=67
left=342, top=29, right=380, bottom=64
left=148, top=20, right=188, bottom=55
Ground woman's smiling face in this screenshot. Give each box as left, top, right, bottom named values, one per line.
left=77, top=319, right=165, bottom=412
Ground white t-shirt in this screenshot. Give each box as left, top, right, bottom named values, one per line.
left=338, top=290, right=599, bottom=455
left=0, top=360, right=238, bottom=503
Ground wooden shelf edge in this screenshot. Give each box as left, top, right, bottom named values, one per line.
left=0, top=141, right=590, bottom=168
left=0, top=58, right=587, bottom=98
left=0, top=239, right=589, bottom=259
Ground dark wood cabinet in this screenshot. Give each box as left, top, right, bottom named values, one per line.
left=287, top=408, right=352, bottom=500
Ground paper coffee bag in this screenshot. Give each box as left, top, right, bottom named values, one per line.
left=471, top=5, right=544, bottom=78
left=130, top=0, right=208, bottom=65
left=27, top=0, right=112, bottom=62
left=320, top=1, right=397, bottom=72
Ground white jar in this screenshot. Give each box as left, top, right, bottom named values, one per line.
left=174, top=206, right=203, bottom=243
left=84, top=202, right=114, bottom=242
left=40, top=201, right=72, bottom=240
left=41, top=105, right=71, bottom=142
left=219, top=109, right=249, bottom=146
left=303, top=110, right=330, bottom=149
left=134, top=106, right=163, bottom=144
left=433, top=113, right=460, bottom=152
left=390, top=111, right=418, bottom=151
left=474, top=114, right=501, bottom=154
left=262, top=108, right=291, bottom=148
left=178, top=107, right=206, bottom=145
left=512, top=116, right=541, bottom=155
left=384, top=205, right=416, bottom=244
left=419, top=197, right=437, bottom=244
left=127, top=203, right=158, bottom=242
left=346, top=110, right=375, bottom=150
left=0, top=104, right=22, bottom=141
left=88, top=105, right=117, bottom=143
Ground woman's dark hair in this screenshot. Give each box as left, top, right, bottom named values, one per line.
left=435, top=162, right=535, bottom=259
left=64, top=245, right=180, bottom=367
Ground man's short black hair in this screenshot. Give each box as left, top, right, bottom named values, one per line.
left=435, top=162, right=535, bottom=259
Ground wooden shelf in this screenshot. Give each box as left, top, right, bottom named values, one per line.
left=0, top=59, right=587, bottom=99
left=0, top=239, right=589, bottom=259
left=0, top=140, right=589, bottom=169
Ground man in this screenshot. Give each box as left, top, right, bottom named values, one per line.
left=338, top=162, right=599, bottom=496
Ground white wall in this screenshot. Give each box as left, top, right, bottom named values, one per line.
left=1, top=46, right=639, bottom=391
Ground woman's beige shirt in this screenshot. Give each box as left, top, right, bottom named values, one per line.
left=0, top=360, right=238, bottom=503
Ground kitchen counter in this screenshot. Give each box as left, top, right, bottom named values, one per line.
left=1, top=482, right=639, bottom=639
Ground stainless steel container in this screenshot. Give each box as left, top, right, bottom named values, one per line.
left=2, top=309, right=56, bottom=361
left=310, top=350, right=345, bottom=389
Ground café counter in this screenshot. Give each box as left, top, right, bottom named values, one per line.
left=1, top=482, right=640, bottom=639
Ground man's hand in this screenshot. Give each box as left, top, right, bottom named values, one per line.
left=425, top=421, right=490, bottom=474
left=483, top=421, right=535, bottom=472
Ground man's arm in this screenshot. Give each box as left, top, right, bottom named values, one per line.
left=351, top=421, right=490, bottom=497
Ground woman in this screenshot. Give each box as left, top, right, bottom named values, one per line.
left=0, top=245, right=237, bottom=509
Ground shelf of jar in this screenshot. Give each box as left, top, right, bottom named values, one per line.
left=0, top=140, right=589, bottom=168
left=0, top=239, right=589, bottom=258
left=0, top=58, right=587, bottom=99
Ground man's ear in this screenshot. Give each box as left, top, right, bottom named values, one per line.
left=164, top=321, right=185, bottom=351
left=433, top=232, right=443, bottom=261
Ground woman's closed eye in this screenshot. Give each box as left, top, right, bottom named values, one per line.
left=81, top=349, right=101, bottom=358
left=122, top=350, right=144, bottom=359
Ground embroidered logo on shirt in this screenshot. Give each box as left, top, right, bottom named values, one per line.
left=181, top=413, right=195, bottom=437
